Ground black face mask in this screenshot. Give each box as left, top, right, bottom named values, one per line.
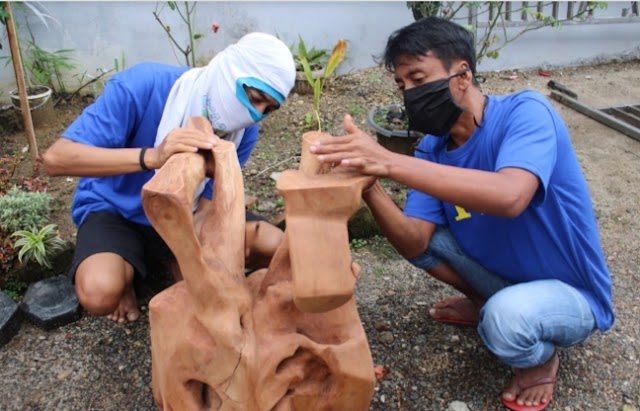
left=403, top=71, right=467, bottom=137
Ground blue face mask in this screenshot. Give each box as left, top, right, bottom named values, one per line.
left=236, top=77, right=284, bottom=122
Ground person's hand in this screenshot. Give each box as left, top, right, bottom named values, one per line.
left=309, top=114, right=395, bottom=177
left=150, top=127, right=220, bottom=169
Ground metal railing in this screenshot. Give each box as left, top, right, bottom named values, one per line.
left=461, top=1, right=640, bottom=28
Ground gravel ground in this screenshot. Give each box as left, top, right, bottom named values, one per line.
left=1, top=59, right=639, bottom=411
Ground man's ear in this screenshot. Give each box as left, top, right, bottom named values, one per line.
left=455, top=62, right=473, bottom=90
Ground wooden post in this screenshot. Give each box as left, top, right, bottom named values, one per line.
left=4, top=2, right=39, bottom=161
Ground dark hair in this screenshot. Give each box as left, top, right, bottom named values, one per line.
left=379, top=17, right=477, bottom=77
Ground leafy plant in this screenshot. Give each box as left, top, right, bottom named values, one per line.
left=1, top=276, right=28, bottom=301
left=302, top=112, right=315, bottom=131
left=372, top=104, right=411, bottom=132
left=153, top=1, right=218, bottom=67
left=0, top=1, right=66, bottom=89
left=0, top=186, right=51, bottom=233
left=292, top=36, right=328, bottom=71
left=0, top=235, right=16, bottom=275
left=348, top=103, right=367, bottom=116
left=349, top=238, right=368, bottom=250
left=407, top=1, right=609, bottom=63
left=23, top=42, right=77, bottom=93
left=0, top=154, right=47, bottom=195
left=11, top=223, right=66, bottom=269
left=0, top=154, right=23, bottom=195
left=0, top=3, right=8, bottom=51
left=299, top=39, right=348, bottom=131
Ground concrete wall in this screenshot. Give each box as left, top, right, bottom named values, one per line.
left=1, top=1, right=639, bottom=104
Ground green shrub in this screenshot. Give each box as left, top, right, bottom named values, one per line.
left=11, top=223, right=66, bottom=269
left=1, top=277, right=28, bottom=302
left=0, top=186, right=52, bottom=233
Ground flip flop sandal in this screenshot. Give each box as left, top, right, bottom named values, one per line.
left=502, top=375, right=557, bottom=411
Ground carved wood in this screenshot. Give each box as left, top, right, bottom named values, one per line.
left=142, top=121, right=375, bottom=411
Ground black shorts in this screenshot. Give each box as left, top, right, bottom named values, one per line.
left=67, top=211, right=174, bottom=282
left=68, top=210, right=268, bottom=282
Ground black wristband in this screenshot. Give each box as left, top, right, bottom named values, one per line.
left=139, top=147, right=150, bottom=171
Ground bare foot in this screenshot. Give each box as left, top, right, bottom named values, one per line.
left=104, top=285, right=140, bottom=324
left=502, top=351, right=559, bottom=409
left=429, top=295, right=480, bottom=326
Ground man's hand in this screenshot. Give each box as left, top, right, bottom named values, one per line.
left=150, top=127, right=220, bottom=169
left=309, top=114, right=396, bottom=177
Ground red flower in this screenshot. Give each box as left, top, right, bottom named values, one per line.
left=212, top=23, right=220, bottom=33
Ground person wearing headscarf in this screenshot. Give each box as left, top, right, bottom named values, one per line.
left=42, top=32, right=296, bottom=324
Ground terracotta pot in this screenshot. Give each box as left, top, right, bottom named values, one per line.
left=367, top=103, right=423, bottom=156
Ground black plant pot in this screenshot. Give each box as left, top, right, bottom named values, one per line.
left=367, top=104, right=423, bottom=156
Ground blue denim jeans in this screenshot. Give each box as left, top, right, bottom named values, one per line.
left=408, top=226, right=596, bottom=369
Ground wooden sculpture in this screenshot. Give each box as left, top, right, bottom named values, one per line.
left=142, top=117, right=375, bottom=411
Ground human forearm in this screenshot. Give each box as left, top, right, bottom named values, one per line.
left=308, top=118, right=538, bottom=218
left=363, top=181, right=431, bottom=259
left=387, top=158, right=538, bottom=218
left=43, top=138, right=155, bottom=177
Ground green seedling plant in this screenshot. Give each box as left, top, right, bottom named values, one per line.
left=11, top=223, right=66, bottom=269
left=298, top=38, right=348, bottom=131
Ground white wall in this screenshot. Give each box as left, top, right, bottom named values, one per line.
left=1, top=1, right=639, bottom=104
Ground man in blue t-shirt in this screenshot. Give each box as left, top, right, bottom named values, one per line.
left=309, top=17, right=613, bottom=411
left=42, top=33, right=295, bottom=325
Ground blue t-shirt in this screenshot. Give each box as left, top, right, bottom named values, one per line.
left=63, top=62, right=259, bottom=227
left=404, top=90, right=614, bottom=331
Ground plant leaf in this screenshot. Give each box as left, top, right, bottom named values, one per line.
left=297, top=35, right=308, bottom=61
left=324, top=39, right=348, bottom=78
left=299, top=56, right=315, bottom=87
left=313, top=79, right=322, bottom=110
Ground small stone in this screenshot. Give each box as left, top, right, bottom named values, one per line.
left=57, top=370, right=72, bottom=380
left=374, top=321, right=389, bottom=332
left=379, top=331, right=394, bottom=345
left=448, top=400, right=471, bottom=411
left=270, top=172, right=282, bottom=182
left=20, top=276, right=81, bottom=330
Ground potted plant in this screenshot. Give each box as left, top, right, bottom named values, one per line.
left=2, top=2, right=59, bottom=128
left=291, top=35, right=329, bottom=95
left=367, top=103, right=423, bottom=156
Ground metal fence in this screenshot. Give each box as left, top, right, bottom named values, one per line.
left=423, top=1, right=640, bottom=27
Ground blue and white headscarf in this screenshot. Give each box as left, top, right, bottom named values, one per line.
left=154, top=32, right=295, bottom=205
